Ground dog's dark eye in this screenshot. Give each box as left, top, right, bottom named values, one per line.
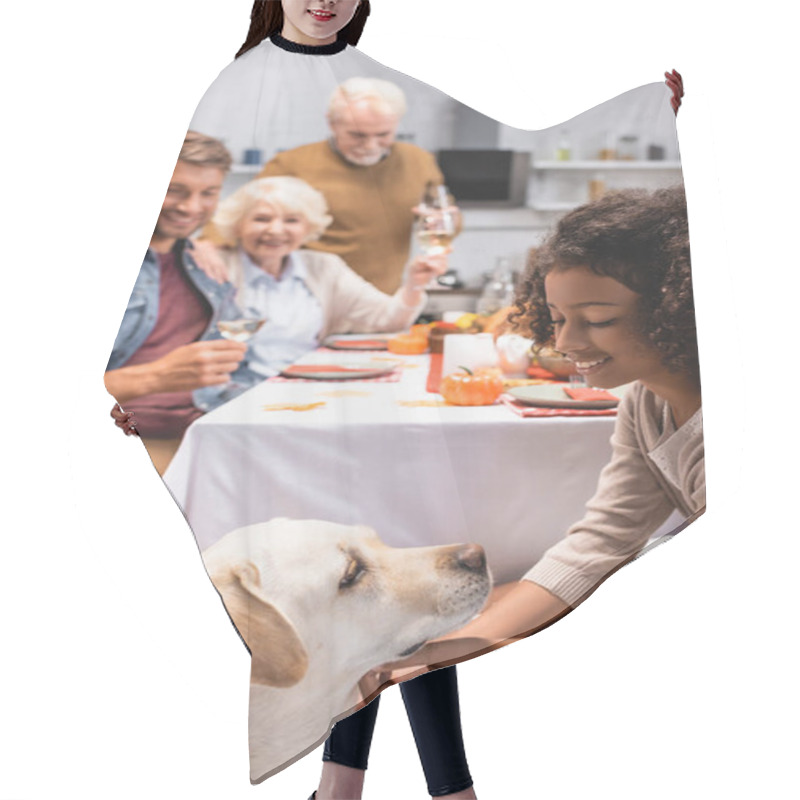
left=339, top=558, right=366, bottom=590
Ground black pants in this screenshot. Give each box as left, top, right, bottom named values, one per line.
left=323, top=666, right=472, bottom=797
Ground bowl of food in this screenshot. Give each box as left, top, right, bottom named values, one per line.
left=533, top=346, right=578, bottom=379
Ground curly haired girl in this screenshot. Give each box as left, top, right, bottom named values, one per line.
left=399, top=184, right=705, bottom=663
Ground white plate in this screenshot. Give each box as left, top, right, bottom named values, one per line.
left=507, top=384, right=620, bottom=410
left=279, top=362, right=397, bottom=381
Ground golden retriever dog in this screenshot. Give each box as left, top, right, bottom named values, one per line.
left=202, top=518, right=492, bottom=782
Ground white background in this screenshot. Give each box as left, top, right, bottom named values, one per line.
left=1, top=1, right=797, bottom=798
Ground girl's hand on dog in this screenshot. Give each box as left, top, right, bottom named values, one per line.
left=381, top=636, right=496, bottom=675
left=357, top=662, right=439, bottom=701
left=357, top=667, right=394, bottom=703
left=377, top=581, right=571, bottom=678
left=358, top=638, right=495, bottom=694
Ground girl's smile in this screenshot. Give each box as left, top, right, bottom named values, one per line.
left=545, top=266, right=670, bottom=390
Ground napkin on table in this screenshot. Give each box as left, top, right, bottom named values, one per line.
left=564, top=387, right=619, bottom=402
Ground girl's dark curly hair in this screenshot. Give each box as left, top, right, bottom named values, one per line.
left=511, top=185, right=699, bottom=383
left=237, top=1, right=371, bottom=58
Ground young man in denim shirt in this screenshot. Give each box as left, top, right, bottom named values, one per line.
left=105, top=132, right=246, bottom=472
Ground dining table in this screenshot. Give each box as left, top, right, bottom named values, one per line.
left=164, top=346, right=664, bottom=584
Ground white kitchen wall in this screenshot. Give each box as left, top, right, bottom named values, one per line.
left=499, top=81, right=679, bottom=160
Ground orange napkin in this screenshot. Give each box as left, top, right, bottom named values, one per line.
left=564, top=387, right=619, bottom=402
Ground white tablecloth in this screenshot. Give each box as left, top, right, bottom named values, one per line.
left=165, top=352, right=620, bottom=584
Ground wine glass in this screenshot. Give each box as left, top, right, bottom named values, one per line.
left=215, top=316, right=266, bottom=394
left=415, top=183, right=460, bottom=257
left=217, top=317, right=266, bottom=343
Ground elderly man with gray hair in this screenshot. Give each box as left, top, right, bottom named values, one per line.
left=258, top=77, right=445, bottom=294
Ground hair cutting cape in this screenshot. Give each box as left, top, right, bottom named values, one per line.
left=106, top=34, right=704, bottom=783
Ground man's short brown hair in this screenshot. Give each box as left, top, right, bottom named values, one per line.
left=179, top=131, right=233, bottom=172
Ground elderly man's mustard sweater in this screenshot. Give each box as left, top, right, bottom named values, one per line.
left=259, top=141, right=443, bottom=294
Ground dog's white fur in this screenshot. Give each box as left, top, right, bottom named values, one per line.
left=202, top=518, right=491, bottom=782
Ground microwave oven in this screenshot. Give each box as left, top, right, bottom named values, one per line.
left=435, top=149, right=530, bottom=208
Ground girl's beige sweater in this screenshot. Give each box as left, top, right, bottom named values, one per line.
left=524, top=382, right=705, bottom=607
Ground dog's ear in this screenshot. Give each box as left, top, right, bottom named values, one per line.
left=214, top=562, right=309, bottom=688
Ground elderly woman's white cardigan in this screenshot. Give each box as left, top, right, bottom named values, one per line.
left=220, top=246, right=425, bottom=340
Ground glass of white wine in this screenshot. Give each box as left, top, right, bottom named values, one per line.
left=217, top=317, right=266, bottom=343
left=416, top=183, right=460, bottom=257
left=215, top=317, right=266, bottom=394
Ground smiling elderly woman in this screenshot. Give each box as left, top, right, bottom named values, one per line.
left=196, top=176, right=442, bottom=404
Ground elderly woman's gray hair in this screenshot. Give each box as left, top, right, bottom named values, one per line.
left=212, top=176, right=333, bottom=246
left=328, top=77, right=408, bottom=121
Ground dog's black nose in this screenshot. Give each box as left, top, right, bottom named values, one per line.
left=455, top=544, right=486, bottom=573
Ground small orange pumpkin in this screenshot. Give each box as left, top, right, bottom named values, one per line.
left=387, top=333, right=429, bottom=355
left=440, top=367, right=504, bottom=406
